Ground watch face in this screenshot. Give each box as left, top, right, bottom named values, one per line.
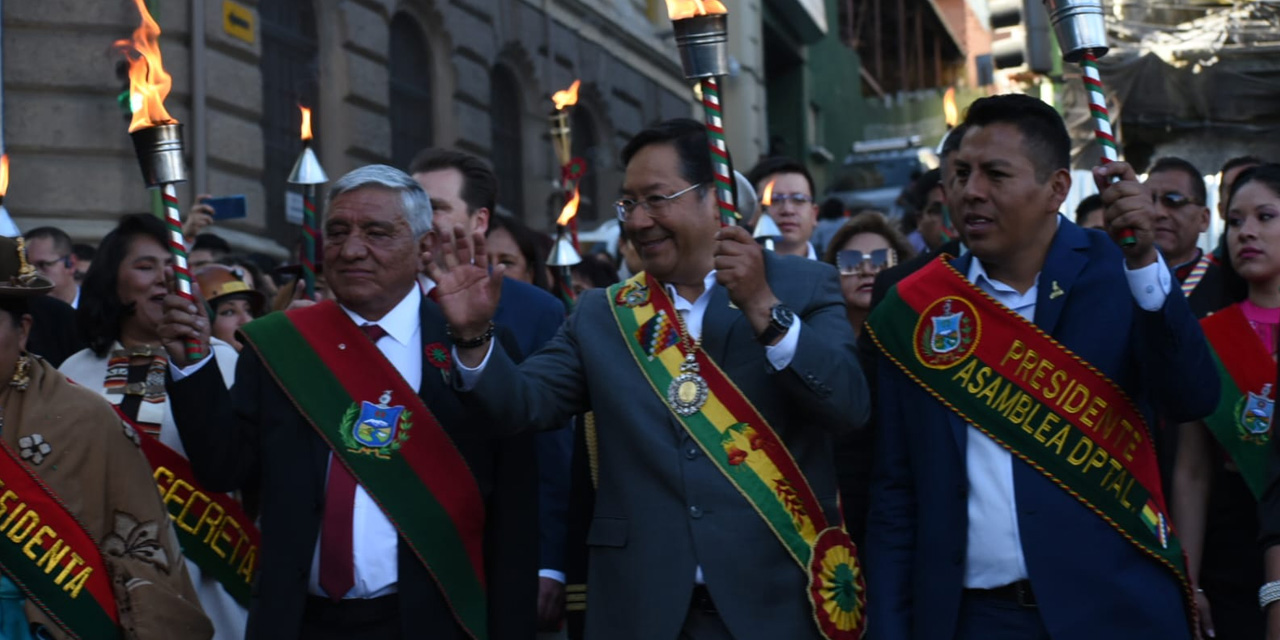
left=772, top=305, right=795, bottom=327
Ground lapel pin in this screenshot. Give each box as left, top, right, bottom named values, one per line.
left=1050, top=281, right=1065, bottom=300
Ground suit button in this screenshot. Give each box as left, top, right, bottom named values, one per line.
left=686, top=447, right=699, bottom=459
left=689, top=505, right=703, bottom=519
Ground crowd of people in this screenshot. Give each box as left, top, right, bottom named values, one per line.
left=2, top=91, right=1279, bottom=640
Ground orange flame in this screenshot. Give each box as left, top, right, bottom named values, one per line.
left=0, top=155, right=9, bottom=198
left=552, top=80, right=581, bottom=111
left=761, top=180, right=775, bottom=207
left=557, top=188, right=581, bottom=226
left=114, top=0, right=176, bottom=133
left=943, top=87, right=958, bottom=128
left=665, top=0, right=728, bottom=20
left=300, top=106, right=313, bottom=141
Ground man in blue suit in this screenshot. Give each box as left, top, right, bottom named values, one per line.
left=411, top=149, right=572, bottom=633
left=864, top=94, right=1219, bottom=639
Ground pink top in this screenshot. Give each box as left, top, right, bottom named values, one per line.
left=1241, top=299, right=1280, bottom=357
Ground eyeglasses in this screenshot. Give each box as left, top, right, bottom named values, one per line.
left=765, top=193, right=814, bottom=208
left=1156, top=192, right=1199, bottom=209
left=837, top=249, right=895, bottom=275
left=31, top=255, right=72, bottom=271
left=615, top=183, right=705, bottom=222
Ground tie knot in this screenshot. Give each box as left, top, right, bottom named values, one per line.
left=359, top=323, right=387, bottom=343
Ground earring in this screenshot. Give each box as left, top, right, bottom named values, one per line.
left=10, top=355, right=30, bottom=391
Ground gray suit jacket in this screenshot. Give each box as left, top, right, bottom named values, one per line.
left=465, top=252, right=869, bottom=640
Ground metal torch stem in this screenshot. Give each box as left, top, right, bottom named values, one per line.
left=1081, top=51, right=1134, bottom=246
left=700, top=77, right=738, bottom=227
left=302, top=185, right=318, bottom=298
left=162, top=184, right=205, bottom=361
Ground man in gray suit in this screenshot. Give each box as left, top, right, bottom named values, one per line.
left=429, top=119, right=870, bottom=640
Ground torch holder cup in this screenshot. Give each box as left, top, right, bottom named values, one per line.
left=1042, top=0, right=1108, bottom=62
left=549, top=110, right=573, bottom=168
left=130, top=123, right=188, bottom=187
left=672, top=14, right=730, bottom=80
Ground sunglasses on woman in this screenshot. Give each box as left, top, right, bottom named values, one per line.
left=837, top=249, right=896, bottom=275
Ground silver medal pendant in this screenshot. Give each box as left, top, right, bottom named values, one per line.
left=667, top=353, right=709, bottom=416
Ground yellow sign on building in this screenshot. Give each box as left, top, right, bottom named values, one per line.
left=223, top=1, right=255, bottom=44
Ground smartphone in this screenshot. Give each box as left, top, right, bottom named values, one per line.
left=202, top=195, right=247, bottom=220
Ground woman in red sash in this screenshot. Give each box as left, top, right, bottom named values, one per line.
left=1173, top=164, right=1280, bottom=640
left=0, top=236, right=210, bottom=639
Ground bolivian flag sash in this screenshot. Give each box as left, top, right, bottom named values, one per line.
left=111, top=407, right=260, bottom=607
left=241, top=302, right=488, bottom=640
left=607, top=273, right=866, bottom=640
left=0, top=437, right=119, bottom=640
left=1199, top=303, right=1274, bottom=499
left=864, top=259, right=1192, bottom=603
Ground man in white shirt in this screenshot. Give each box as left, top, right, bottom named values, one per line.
left=160, top=165, right=536, bottom=639
left=864, top=94, right=1218, bottom=640
left=24, top=226, right=80, bottom=308
left=747, top=158, right=820, bottom=259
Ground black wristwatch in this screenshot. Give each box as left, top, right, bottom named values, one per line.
left=756, top=303, right=795, bottom=345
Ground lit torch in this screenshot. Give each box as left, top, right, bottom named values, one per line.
left=288, top=106, right=328, bottom=298
left=667, top=0, right=737, bottom=227
left=753, top=179, right=782, bottom=251
left=549, top=80, right=582, bottom=249
left=1041, top=0, right=1135, bottom=247
left=0, top=155, right=8, bottom=212
left=115, top=0, right=202, bottom=361
left=943, top=87, right=958, bottom=129
left=547, top=187, right=583, bottom=308
left=0, top=154, right=18, bottom=238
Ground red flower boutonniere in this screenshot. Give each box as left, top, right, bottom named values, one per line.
left=425, top=342, right=452, bottom=383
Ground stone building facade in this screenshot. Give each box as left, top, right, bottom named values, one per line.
left=4, top=0, right=696, bottom=255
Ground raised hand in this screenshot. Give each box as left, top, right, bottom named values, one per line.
left=423, top=225, right=504, bottom=359
left=714, top=224, right=779, bottom=337
left=183, top=195, right=215, bottom=244
left=158, top=271, right=211, bottom=368
left=1095, top=162, right=1159, bottom=269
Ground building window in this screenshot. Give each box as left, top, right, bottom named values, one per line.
left=390, top=13, right=433, bottom=171
left=260, top=0, right=319, bottom=243
left=490, top=65, right=524, bottom=218
left=570, top=106, right=600, bottom=222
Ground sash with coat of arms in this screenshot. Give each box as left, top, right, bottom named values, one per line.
left=239, top=301, right=490, bottom=640
left=1198, top=303, right=1275, bottom=499
left=607, top=273, right=867, bottom=640
left=865, top=258, right=1196, bottom=634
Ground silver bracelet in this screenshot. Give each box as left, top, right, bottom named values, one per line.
left=1258, top=580, right=1280, bottom=610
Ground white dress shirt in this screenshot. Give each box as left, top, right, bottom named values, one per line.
left=173, top=287, right=422, bottom=599
left=961, top=247, right=1170, bottom=588
left=457, top=270, right=801, bottom=383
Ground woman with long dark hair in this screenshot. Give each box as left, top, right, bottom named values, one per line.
left=1174, top=164, right=1280, bottom=640
left=60, top=213, right=247, bottom=640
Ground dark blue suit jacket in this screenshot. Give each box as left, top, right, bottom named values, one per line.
left=866, top=219, right=1219, bottom=640
left=494, top=278, right=572, bottom=574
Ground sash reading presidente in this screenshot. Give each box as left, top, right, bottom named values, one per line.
left=864, top=259, right=1193, bottom=615
left=0, top=438, right=119, bottom=640
left=1199, top=303, right=1275, bottom=499
left=240, top=301, right=489, bottom=640
left=112, top=407, right=260, bottom=607
left=607, top=273, right=867, bottom=640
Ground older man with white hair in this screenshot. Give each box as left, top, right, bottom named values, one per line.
left=160, top=165, right=535, bottom=639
